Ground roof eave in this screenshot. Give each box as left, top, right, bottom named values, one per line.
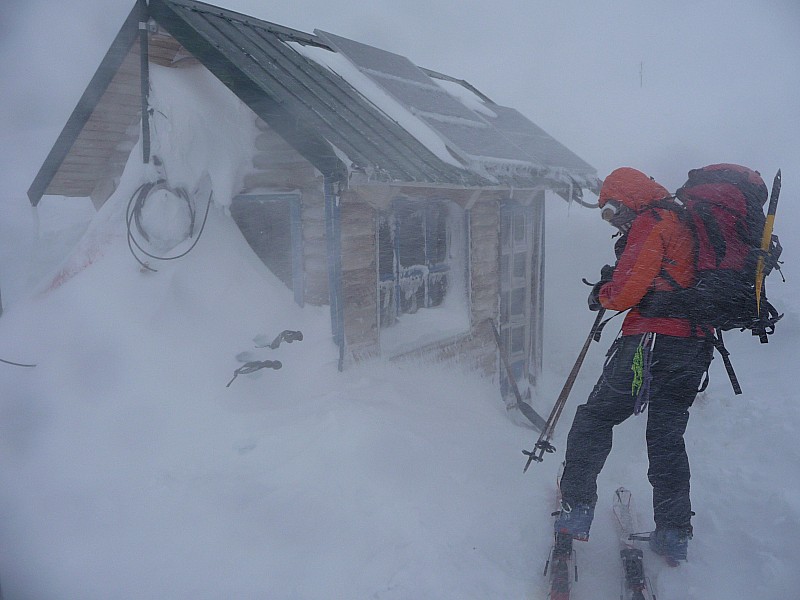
left=27, top=3, right=141, bottom=206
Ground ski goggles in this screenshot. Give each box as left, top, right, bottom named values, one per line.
left=600, top=199, right=636, bottom=232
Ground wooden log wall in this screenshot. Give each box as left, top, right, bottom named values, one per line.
left=528, top=191, right=546, bottom=385
left=388, top=318, right=496, bottom=376
left=458, top=194, right=502, bottom=375
left=299, top=187, right=329, bottom=306
left=47, top=39, right=144, bottom=203
left=46, top=30, right=189, bottom=207
left=338, top=190, right=381, bottom=362
left=469, top=195, right=501, bottom=325
left=243, top=117, right=330, bottom=306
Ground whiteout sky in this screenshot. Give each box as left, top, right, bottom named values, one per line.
left=1, top=0, right=799, bottom=201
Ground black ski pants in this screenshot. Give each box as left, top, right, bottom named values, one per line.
left=559, top=334, right=713, bottom=530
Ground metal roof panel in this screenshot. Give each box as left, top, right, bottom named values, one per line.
left=163, top=0, right=477, bottom=184
left=318, top=28, right=598, bottom=184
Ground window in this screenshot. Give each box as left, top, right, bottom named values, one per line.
left=378, top=198, right=465, bottom=331
left=230, top=193, right=304, bottom=306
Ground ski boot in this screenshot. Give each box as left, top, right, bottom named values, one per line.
left=553, top=502, right=595, bottom=542
left=649, top=526, right=692, bottom=565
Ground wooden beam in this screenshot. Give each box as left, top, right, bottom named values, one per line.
left=81, top=120, right=138, bottom=134
left=27, top=4, right=141, bottom=205
left=59, top=152, right=121, bottom=165
left=50, top=165, right=109, bottom=179
left=464, top=189, right=482, bottom=210
left=97, top=90, right=143, bottom=108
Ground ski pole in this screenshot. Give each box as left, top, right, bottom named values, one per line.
left=523, top=308, right=607, bottom=472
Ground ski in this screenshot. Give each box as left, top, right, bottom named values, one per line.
left=613, top=488, right=656, bottom=600
left=543, top=531, right=576, bottom=600
left=543, top=462, right=578, bottom=600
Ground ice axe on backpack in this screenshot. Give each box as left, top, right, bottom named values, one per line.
left=755, top=169, right=781, bottom=328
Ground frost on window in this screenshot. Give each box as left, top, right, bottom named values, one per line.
left=377, top=198, right=468, bottom=352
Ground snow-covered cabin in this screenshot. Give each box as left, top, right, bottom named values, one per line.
left=28, top=0, right=599, bottom=402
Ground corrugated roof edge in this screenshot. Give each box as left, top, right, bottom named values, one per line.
left=150, top=0, right=349, bottom=181
left=421, top=68, right=600, bottom=195
left=162, top=0, right=335, bottom=48
left=421, top=68, right=496, bottom=106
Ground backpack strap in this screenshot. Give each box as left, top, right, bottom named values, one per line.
left=753, top=293, right=783, bottom=343
left=658, top=262, right=683, bottom=292
left=651, top=196, right=681, bottom=211
left=646, top=198, right=691, bottom=290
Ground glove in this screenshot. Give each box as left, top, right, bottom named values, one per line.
left=588, top=281, right=604, bottom=311
left=587, top=264, right=615, bottom=311
left=599, top=264, right=615, bottom=283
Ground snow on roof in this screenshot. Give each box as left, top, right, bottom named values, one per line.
left=286, top=41, right=464, bottom=170
left=308, top=30, right=597, bottom=189
left=314, top=31, right=537, bottom=175
left=431, top=78, right=499, bottom=120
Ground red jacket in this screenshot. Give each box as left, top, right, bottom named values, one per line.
left=597, top=168, right=703, bottom=338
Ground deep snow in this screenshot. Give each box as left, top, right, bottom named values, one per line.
left=0, top=57, right=798, bottom=600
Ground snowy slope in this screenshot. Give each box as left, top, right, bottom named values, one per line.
left=0, top=189, right=540, bottom=599
left=0, top=58, right=797, bottom=600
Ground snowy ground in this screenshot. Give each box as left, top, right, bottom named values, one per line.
left=0, top=168, right=797, bottom=599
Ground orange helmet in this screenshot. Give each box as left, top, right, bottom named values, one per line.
left=598, top=167, right=671, bottom=212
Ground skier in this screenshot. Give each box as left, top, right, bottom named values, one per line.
left=554, top=167, right=714, bottom=564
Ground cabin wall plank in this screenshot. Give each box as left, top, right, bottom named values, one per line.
left=339, top=192, right=380, bottom=360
